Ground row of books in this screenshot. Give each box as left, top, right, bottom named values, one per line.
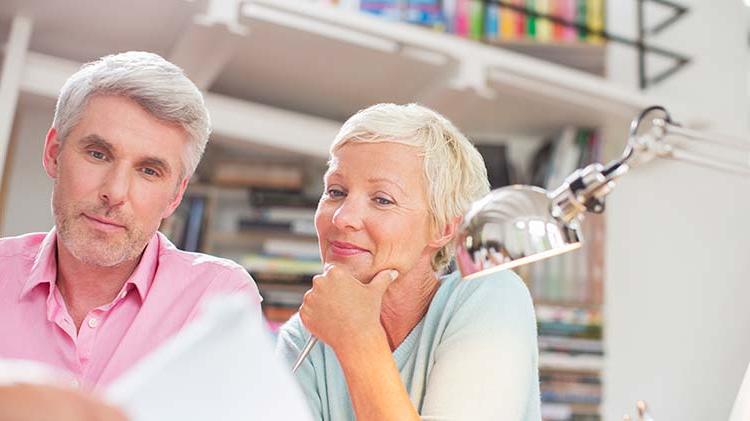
left=536, top=304, right=603, bottom=420
left=311, top=0, right=605, bottom=44
left=519, top=127, right=604, bottom=306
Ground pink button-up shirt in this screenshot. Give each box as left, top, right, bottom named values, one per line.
left=0, top=229, right=261, bottom=390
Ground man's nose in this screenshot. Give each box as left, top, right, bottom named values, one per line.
left=98, top=165, right=130, bottom=207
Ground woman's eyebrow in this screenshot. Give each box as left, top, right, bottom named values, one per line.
left=367, top=176, right=406, bottom=194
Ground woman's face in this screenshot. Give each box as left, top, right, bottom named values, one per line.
left=315, top=142, right=440, bottom=283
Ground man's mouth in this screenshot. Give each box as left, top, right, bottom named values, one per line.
left=82, top=213, right=126, bottom=231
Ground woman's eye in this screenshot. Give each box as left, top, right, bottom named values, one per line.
left=374, top=196, right=394, bottom=206
left=327, top=188, right=345, bottom=198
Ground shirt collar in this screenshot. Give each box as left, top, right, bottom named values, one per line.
left=126, top=232, right=160, bottom=301
left=19, top=228, right=162, bottom=302
left=19, top=229, right=59, bottom=299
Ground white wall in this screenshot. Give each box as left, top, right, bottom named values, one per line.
left=604, top=1, right=750, bottom=420
left=1, top=98, right=54, bottom=236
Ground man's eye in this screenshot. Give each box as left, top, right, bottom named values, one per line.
left=89, top=151, right=106, bottom=160
left=142, top=168, right=159, bottom=177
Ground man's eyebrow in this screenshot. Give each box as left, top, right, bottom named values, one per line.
left=77, top=134, right=115, bottom=154
left=138, top=156, right=172, bottom=175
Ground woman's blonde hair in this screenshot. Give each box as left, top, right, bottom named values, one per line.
left=331, top=103, right=490, bottom=271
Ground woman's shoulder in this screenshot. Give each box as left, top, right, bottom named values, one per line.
left=276, top=313, right=311, bottom=350
left=444, top=269, right=533, bottom=309
left=435, top=269, right=537, bottom=335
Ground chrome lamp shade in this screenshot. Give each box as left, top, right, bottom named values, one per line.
left=455, top=185, right=582, bottom=280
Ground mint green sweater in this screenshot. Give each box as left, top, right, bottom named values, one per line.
left=276, top=270, right=541, bottom=421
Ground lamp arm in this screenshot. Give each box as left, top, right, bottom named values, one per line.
left=548, top=105, right=750, bottom=225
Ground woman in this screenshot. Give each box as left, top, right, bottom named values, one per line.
left=276, top=103, right=541, bottom=420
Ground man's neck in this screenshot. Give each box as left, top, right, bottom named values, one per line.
left=55, top=240, right=142, bottom=331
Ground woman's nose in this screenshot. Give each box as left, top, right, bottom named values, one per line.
left=331, top=198, right=364, bottom=231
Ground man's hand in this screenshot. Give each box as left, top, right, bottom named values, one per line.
left=0, top=383, right=128, bottom=421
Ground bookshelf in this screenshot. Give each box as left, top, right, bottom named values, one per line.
left=310, top=0, right=608, bottom=76
left=3, top=0, right=671, bottom=420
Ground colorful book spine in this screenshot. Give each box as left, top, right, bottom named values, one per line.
left=484, top=3, right=499, bottom=40
left=535, top=0, right=551, bottom=42
left=469, top=0, right=484, bottom=40
left=554, top=0, right=577, bottom=42
left=406, top=0, right=442, bottom=27
left=360, top=0, right=402, bottom=21
left=442, top=0, right=456, bottom=33
left=500, top=0, right=520, bottom=40
left=525, top=0, right=536, bottom=39
left=454, top=0, right=470, bottom=37
left=586, top=0, right=604, bottom=44
left=576, top=0, right=587, bottom=40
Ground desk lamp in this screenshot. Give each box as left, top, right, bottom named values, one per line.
left=455, top=105, right=750, bottom=279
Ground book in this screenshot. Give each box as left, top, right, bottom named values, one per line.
left=262, top=238, right=321, bottom=260
left=484, top=3, right=499, bottom=40
left=500, top=0, right=521, bottom=39
left=182, top=196, right=207, bottom=252
left=525, top=0, right=536, bottom=39
left=476, top=143, right=513, bottom=189
left=257, top=282, right=311, bottom=307
left=242, top=253, right=323, bottom=276
left=405, top=0, right=442, bottom=26
left=586, top=0, right=604, bottom=44
left=212, top=162, right=304, bottom=190
left=454, top=0, right=470, bottom=36
left=535, top=0, right=551, bottom=42
left=248, top=189, right=320, bottom=208
left=469, top=0, right=484, bottom=40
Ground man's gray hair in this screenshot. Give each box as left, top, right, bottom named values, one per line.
left=331, top=103, right=490, bottom=272
left=52, top=51, right=211, bottom=177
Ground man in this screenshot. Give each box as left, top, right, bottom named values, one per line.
left=0, top=51, right=261, bottom=390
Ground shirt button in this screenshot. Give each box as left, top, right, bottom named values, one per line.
left=71, top=379, right=80, bottom=388
left=87, top=318, right=98, bottom=328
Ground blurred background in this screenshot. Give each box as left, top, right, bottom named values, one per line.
left=0, top=1, right=749, bottom=420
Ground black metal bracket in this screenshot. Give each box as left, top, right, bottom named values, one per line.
left=487, top=0, right=690, bottom=90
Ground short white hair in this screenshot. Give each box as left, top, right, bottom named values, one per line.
left=52, top=51, right=211, bottom=177
left=331, top=103, right=490, bottom=271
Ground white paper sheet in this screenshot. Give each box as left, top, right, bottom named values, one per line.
left=729, top=362, right=750, bottom=421
left=106, top=294, right=312, bottom=421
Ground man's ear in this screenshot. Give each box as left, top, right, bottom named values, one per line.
left=161, top=176, right=190, bottom=219
left=42, top=128, right=61, bottom=178
left=428, top=215, right=462, bottom=249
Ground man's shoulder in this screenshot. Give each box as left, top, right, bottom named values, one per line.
left=156, top=234, right=253, bottom=289
left=161, top=247, right=246, bottom=275
left=0, top=232, right=48, bottom=259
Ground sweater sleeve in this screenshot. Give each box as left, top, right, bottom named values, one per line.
left=420, top=271, right=541, bottom=421
left=275, top=314, right=325, bottom=420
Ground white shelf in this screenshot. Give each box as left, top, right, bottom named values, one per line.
left=2, top=0, right=663, bottom=159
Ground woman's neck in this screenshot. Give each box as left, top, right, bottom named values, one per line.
left=379, top=265, right=441, bottom=351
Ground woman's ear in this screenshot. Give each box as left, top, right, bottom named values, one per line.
left=429, top=215, right=462, bottom=249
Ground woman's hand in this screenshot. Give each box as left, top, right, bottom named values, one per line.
left=299, top=264, right=398, bottom=352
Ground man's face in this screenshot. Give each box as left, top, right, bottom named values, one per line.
left=43, top=95, right=189, bottom=267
